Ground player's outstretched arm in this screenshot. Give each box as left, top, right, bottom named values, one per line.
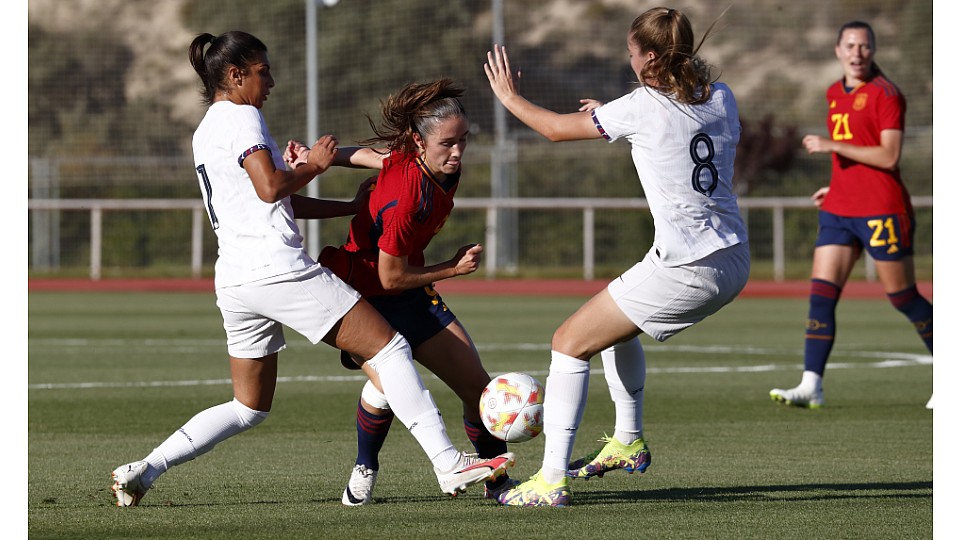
left=333, top=147, right=389, bottom=170
left=285, top=141, right=388, bottom=171
left=484, top=44, right=599, bottom=142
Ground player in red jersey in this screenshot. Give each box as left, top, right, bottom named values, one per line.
left=109, top=34, right=514, bottom=509
left=770, top=21, right=933, bottom=409
left=286, top=79, right=516, bottom=505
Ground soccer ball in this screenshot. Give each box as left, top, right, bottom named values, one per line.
left=479, top=372, right=544, bottom=443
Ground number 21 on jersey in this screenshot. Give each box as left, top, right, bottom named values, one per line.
left=831, top=113, right=853, bottom=141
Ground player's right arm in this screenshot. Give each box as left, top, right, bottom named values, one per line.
left=245, top=135, right=337, bottom=203
left=377, top=244, right=482, bottom=293
left=484, top=44, right=599, bottom=142
left=801, top=129, right=902, bottom=171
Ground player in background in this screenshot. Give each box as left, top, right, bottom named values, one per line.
left=483, top=6, right=750, bottom=506
left=769, top=21, right=933, bottom=409
left=109, top=32, right=514, bottom=508
left=284, top=79, right=517, bottom=506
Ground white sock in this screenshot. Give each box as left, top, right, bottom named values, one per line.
left=800, top=370, right=823, bottom=392
left=360, top=380, right=391, bottom=410
left=601, top=337, right=645, bottom=446
left=365, top=332, right=459, bottom=471
left=142, top=398, right=268, bottom=488
left=541, top=351, right=590, bottom=484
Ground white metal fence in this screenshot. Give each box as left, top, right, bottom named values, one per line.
left=27, top=196, right=933, bottom=282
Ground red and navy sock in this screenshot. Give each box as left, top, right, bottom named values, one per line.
left=803, top=279, right=841, bottom=376
left=887, top=285, right=933, bottom=353
left=464, top=418, right=510, bottom=488
left=355, top=401, right=394, bottom=470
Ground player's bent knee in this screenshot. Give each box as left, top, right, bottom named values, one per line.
left=361, top=380, right=391, bottom=410
left=231, top=398, right=269, bottom=429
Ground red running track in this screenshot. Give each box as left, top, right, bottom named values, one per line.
left=27, top=277, right=933, bottom=300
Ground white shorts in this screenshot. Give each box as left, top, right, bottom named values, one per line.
left=216, top=264, right=361, bottom=358
left=607, top=243, right=750, bottom=342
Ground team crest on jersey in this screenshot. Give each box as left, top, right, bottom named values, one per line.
left=829, top=100, right=837, bottom=109
left=853, top=93, right=868, bottom=111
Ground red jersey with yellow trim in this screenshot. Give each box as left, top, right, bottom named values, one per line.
left=819, top=74, right=912, bottom=217
left=320, top=150, right=459, bottom=297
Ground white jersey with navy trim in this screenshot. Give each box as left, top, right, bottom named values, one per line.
left=592, top=82, right=747, bottom=266
left=192, top=101, right=313, bottom=288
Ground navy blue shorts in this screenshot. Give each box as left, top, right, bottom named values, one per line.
left=340, top=284, right=457, bottom=370
left=815, top=210, right=915, bottom=261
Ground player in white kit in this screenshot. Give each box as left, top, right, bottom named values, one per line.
left=484, top=7, right=749, bottom=506
left=109, top=31, right=513, bottom=507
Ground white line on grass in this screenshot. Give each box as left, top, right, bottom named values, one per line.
left=28, top=342, right=931, bottom=390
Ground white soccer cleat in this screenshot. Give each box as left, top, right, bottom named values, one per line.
left=341, top=464, right=378, bottom=506
left=926, top=393, right=933, bottom=409
left=111, top=461, right=149, bottom=507
left=770, top=385, right=824, bottom=409
left=435, top=451, right=515, bottom=496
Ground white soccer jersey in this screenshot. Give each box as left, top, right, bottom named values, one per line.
left=192, top=101, right=313, bottom=287
left=592, top=82, right=748, bottom=266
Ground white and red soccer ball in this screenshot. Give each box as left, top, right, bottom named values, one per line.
left=479, top=372, right=544, bottom=443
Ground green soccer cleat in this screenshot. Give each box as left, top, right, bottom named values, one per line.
left=566, top=435, right=651, bottom=479
left=497, top=470, right=571, bottom=507
left=769, top=386, right=824, bottom=409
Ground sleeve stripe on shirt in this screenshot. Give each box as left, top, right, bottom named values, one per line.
left=591, top=110, right=611, bottom=141
left=872, top=76, right=901, bottom=98
left=237, top=144, right=270, bottom=168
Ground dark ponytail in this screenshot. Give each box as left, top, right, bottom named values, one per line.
left=188, top=31, right=268, bottom=106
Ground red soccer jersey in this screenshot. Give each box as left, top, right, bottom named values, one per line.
left=819, top=74, right=913, bottom=217
left=320, top=151, right=460, bottom=297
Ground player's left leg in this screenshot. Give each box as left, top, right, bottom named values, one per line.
left=112, top=354, right=276, bottom=507
left=342, top=378, right=393, bottom=506
left=548, top=289, right=640, bottom=477
left=771, top=243, right=860, bottom=408
left=876, top=257, right=932, bottom=353
left=567, top=337, right=651, bottom=480
left=865, top=212, right=931, bottom=406
left=499, top=290, right=637, bottom=507
left=413, top=320, right=515, bottom=498
left=876, top=257, right=933, bottom=407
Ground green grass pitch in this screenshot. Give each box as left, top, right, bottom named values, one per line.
left=27, top=291, right=932, bottom=539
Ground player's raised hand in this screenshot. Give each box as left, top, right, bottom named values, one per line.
left=453, top=244, right=483, bottom=276
left=484, top=44, right=521, bottom=104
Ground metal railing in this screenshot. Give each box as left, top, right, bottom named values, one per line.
left=28, top=196, right=933, bottom=281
